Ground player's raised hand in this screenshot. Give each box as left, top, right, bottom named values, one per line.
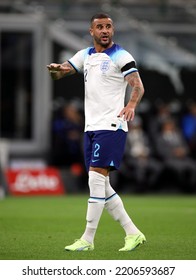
left=47, top=62, right=75, bottom=79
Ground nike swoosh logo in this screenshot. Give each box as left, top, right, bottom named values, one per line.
left=77, top=246, right=89, bottom=251
left=92, top=159, right=99, bottom=162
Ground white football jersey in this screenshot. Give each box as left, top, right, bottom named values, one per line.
left=68, top=44, right=138, bottom=132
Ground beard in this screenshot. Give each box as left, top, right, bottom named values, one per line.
left=94, top=35, right=112, bottom=48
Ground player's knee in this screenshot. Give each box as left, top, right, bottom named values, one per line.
left=88, top=171, right=106, bottom=197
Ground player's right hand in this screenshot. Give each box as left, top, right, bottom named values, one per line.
left=47, top=62, right=75, bottom=79
left=47, top=63, right=63, bottom=73
left=47, top=63, right=73, bottom=73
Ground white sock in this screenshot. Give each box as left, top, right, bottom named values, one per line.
left=81, top=171, right=106, bottom=244
left=105, top=176, right=140, bottom=235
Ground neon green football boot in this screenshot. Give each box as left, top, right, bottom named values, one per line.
left=119, top=232, right=146, bottom=251
left=65, top=239, right=94, bottom=251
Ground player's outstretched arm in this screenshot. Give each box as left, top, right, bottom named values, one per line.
left=119, top=71, right=144, bottom=121
left=47, top=61, right=76, bottom=80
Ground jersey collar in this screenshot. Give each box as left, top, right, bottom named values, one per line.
left=89, top=43, right=116, bottom=56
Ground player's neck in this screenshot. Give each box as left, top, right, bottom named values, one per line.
left=94, top=42, right=114, bottom=53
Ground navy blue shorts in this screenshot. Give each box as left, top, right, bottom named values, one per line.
left=84, top=129, right=127, bottom=171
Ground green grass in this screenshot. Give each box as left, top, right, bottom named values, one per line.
left=0, top=194, right=196, bottom=260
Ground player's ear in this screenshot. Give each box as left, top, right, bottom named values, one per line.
left=89, top=28, right=93, bottom=37
left=112, top=25, right=115, bottom=36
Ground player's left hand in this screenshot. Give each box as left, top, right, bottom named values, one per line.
left=118, top=105, right=135, bottom=121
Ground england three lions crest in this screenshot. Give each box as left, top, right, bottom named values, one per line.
left=100, top=60, right=110, bottom=74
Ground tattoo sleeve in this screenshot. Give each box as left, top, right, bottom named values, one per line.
left=61, top=61, right=76, bottom=76
left=125, top=72, right=144, bottom=108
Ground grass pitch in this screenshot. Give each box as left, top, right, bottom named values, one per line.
left=0, top=194, right=196, bottom=260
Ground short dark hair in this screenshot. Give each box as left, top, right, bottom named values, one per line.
left=90, top=13, right=113, bottom=24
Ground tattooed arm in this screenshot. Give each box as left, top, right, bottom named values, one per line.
left=119, top=71, right=144, bottom=121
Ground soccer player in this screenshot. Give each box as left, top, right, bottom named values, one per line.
left=47, top=13, right=146, bottom=251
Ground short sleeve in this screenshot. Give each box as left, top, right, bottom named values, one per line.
left=115, top=49, right=138, bottom=77
left=68, top=49, right=87, bottom=73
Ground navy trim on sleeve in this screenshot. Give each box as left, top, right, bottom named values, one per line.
left=68, top=60, right=78, bottom=72
left=124, top=69, right=138, bottom=77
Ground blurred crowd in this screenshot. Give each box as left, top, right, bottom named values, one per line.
left=49, top=98, right=196, bottom=194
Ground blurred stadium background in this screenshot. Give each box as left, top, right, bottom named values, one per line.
left=0, top=0, right=196, bottom=197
